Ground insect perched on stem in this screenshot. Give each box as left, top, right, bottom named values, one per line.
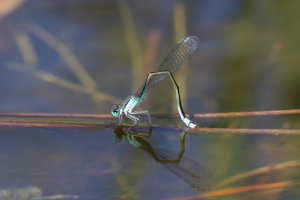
left=111, top=36, right=199, bottom=128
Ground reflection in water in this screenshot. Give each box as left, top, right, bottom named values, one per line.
left=114, top=126, right=210, bottom=191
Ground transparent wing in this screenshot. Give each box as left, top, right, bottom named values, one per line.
left=135, top=36, right=199, bottom=97
left=155, top=147, right=210, bottom=191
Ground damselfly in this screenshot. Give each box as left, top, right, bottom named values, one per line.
left=111, top=36, right=199, bottom=128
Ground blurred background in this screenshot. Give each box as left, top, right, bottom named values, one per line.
left=0, top=0, right=300, bottom=199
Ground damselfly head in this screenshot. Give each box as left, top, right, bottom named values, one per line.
left=111, top=105, right=120, bottom=117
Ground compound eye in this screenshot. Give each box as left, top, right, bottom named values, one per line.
left=111, top=105, right=120, bottom=117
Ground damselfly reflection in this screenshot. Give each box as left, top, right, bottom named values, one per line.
left=114, top=126, right=210, bottom=191
left=111, top=36, right=199, bottom=129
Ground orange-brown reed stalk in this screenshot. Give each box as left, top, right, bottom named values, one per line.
left=168, top=181, right=296, bottom=200
left=1, top=108, right=300, bottom=134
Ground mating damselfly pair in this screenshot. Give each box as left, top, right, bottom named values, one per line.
left=111, top=36, right=199, bottom=128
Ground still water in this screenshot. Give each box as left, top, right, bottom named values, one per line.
left=0, top=1, right=300, bottom=199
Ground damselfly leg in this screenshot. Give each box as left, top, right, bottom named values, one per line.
left=125, top=110, right=152, bottom=134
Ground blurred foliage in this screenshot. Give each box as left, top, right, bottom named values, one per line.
left=0, top=1, right=300, bottom=199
